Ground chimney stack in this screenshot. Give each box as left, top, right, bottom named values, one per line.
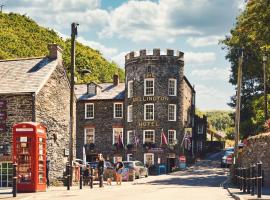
left=113, top=74, right=119, bottom=86
left=48, top=44, right=63, bottom=61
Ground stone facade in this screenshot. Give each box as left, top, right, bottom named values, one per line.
left=35, top=63, right=72, bottom=182
left=0, top=94, right=33, bottom=161
left=75, top=49, right=197, bottom=173
left=240, top=133, right=270, bottom=186
left=76, top=99, right=124, bottom=161
left=0, top=44, right=73, bottom=185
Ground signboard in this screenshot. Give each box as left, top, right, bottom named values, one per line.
left=121, top=168, right=129, bottom=181
left=0, top=111, right=7, bottom=120
left=179, top=155, right=186, bottom=170
left=0, top=100, right=7, bottom=109
left=64, top=148, right=69, bottom=156
left=184, top=128, right=192, bottom=137
left=148, top=148, right=164, bottom=153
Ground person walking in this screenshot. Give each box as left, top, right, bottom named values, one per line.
left=97, top=154, right=105, bottom=187
left=115, top=158, right=124, bottom=185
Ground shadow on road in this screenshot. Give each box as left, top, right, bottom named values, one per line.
left=148, top=175, right=227, bottom=187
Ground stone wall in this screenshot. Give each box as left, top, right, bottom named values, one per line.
left=76, top=99, right=124, bottom=161
left=35, top=63, right=73, bottom=182
left=240, top=133, right=270, bottom=186
left=124, top=49, right=187, bottom=166
left=0, top=94, right=33, bottom=161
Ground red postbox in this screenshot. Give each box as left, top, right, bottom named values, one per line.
left=12, top=122, right=47, bottom=192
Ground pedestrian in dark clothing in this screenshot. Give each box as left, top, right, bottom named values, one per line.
left=46, top=158, right=50, bottom=187
left=97, top=154, right=104, bottom=187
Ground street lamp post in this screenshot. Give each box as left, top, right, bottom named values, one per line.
left=68, top=22, right=79, bottom=188
left=263, top=54, right=268, bottom=121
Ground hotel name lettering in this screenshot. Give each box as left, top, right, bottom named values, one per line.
left=138, top=121, right=158, bottom=127
left=132, top=96, right=169, bottom=102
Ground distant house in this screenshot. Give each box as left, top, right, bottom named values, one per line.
left=0, top=44, right=73, bottom=187
left=193, top=115, right=207, bottom=157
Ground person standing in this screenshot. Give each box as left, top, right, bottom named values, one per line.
left=115, top=158, right=124, bottom=185
left=97, top=154, right=104, bottom=187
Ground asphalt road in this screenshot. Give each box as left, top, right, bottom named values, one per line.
left=1, top=152, right=233, bottom=200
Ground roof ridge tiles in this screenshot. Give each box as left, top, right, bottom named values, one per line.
left=0, top=56, right=46, bottom=62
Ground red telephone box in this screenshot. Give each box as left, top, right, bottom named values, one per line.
left=12, top=122, right=47, bottom=192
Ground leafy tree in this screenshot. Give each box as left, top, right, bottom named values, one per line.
left=222, top=0, right=270, bottom=137
left=0, top=12, right=124, bottom=83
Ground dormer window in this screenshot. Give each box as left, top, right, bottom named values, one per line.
left=86, top=82, right=102, bottom=95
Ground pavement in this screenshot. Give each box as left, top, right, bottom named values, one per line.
left=0, top=152, right=251, bottom=200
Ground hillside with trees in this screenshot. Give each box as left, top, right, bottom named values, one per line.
left=0, top=12, right=124, bottom=83
left=222, top=0, right=270, bottom=137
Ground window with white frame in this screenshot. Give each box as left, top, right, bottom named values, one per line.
left=85, top=103, right=94, bottom=119
left=144, top=104, right=154, bottom=121
left=127, top=105, right=133, bottom=122
left=168, top=79, right=177, bottom=96
left=144, top=153, right=154, bottom=166
left=84, top=128, right=95, bottom=144
left=144, top=78, right=154, bottom=96
left=127, top=130, right=134, bottom=144
left=198, top=125, right=204, bottom=134
left=113, top=128, right=123, bottom=144
left=114, top=103, right=123, bottom=118
left=143, top=130, right=155, bottom=143
left=128, top=81, right=133, bottom=98
left=168, top=130, right=176, bottom=144
left=127, top=154, right=133, bottom=161
left=168, top=104, right=176, bottom=121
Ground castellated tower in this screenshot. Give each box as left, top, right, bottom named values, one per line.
left=124, top=49, right=193, bottom=172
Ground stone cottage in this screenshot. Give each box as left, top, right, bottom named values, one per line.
left=0, top=44, right=74, bottom=187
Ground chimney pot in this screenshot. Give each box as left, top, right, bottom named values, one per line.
left=48, top=44, right=63, bottom=60
left=113, top=74, right=119, bottom=86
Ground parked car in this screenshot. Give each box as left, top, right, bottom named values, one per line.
left=123, top=161, right=148, bottom=180
left=89, top=161, right=116, bottom=181
left=221, top=148, right=234, bottom=168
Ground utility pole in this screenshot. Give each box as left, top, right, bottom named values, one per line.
left=234, top=48, right=244, bottom=163
left=0, top=4, right=4, bottom=13
left=68, top=22, right=78, bottom=188
left=263, top=54, right=268, bottom=120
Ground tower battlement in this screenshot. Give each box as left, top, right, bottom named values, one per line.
left=125, top=49, right=184, bottom=62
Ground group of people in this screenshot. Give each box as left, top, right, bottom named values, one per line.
left=83, top=154, right=124, bottom=187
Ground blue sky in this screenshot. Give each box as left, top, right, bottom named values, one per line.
left=3, top=0, right=246, bottom=110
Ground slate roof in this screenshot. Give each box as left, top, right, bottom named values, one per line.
left=75, top=83, right=125, bottom=100
left=0, top=57, right=58, bottom=94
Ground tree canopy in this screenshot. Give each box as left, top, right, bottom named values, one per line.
left=0, top=12, right=124, bottom=83
left=222, top=0, right=270, bottom=137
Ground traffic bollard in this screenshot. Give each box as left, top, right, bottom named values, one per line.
left=262, top=170, right=264, bottom=187
left=251, top=164, right=255, bottom=196
left=67, top=164, right=71, bottom=190
left=257, top=162, right=262, bottom=198
left=240, top=167, right=243, bottom=191
left=12, top=163, right=17, bottom=198
left=243, top=167, right=247, bottom=193
left=80, top=166, right=83, bottom=189
left=247, top=167, right=250, bottom=194
left=90, top=168, right=93, bottom=189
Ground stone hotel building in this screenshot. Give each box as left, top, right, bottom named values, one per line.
left=76, top=49, right=200, bottom=172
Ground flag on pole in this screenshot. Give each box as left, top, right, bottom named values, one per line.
left=161, top=129, right=168, bottom=145
left=117, top=134, right=124, bottom=149
left=83, top=145, right=86, bottom=165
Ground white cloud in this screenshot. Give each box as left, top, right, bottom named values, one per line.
left=77, top=36, right=118, bottom=59
left=191, top=67, right=230, bottom=81
left=185, top=52, right=216, bottom=64
left=186, top=35, right=224, bottom=47
left=111, top=51, right=128, bottom=68
left=195, top=84, right=232, bottom=110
